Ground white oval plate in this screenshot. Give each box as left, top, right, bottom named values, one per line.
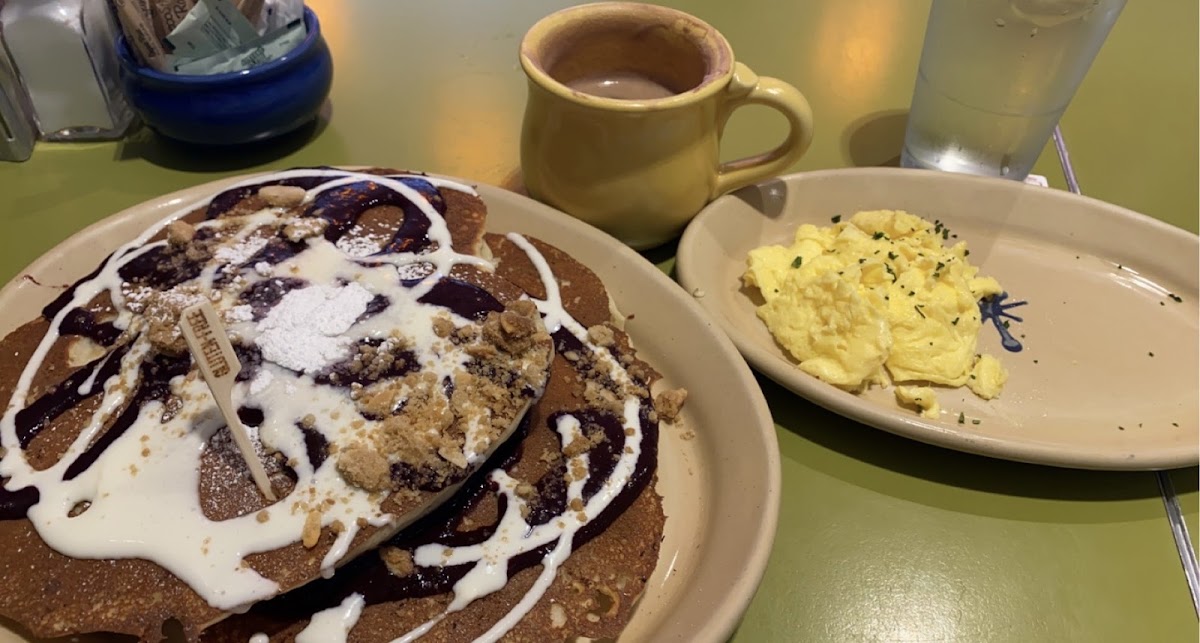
left=0, top=172, right=779, bottom=642
left=677, top=168, right=1198, bottom=471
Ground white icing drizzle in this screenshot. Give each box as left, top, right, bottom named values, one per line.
left=0, top=170, right=523, bottom=611
left=295, top=593, right=366, bottom=643
left=75, top=349, right=112, bottom=396
left=386, top=233, right=647, bottom=643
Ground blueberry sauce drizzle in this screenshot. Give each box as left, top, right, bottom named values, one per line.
left=416, top=278, right=505, bottom=321
left=58, top=309, right=121, bottom=346
left=41, top=253, right=111, bottom=321
left=299, top=425, right=329, bottom=470
left=309, top=179, right=444, bottom=255
left=13, top=342, right=132, bottom=449
left=204, top=176, right=333, bottom=220
left=62, top=354, right=190, bottom=481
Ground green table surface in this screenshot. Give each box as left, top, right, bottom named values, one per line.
left=0, top=1, right=1196, bottom=641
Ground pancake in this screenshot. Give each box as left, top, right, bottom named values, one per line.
left=198, top=232, right=667, bottom=642
left=0, top=170, right=555, bottom=641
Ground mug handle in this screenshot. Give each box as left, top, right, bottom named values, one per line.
left=712, top=62, right=814, bottom=198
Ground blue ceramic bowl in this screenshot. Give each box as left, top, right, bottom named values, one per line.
left=116, top=8, right=332, bottom=145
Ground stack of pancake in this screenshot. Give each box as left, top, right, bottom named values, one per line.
left=0, top=168, right=670, bottom=642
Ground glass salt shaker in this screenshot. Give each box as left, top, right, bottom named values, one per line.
left=0, top=23, right=35, bottom=161
left=0, top=0, right=135, bottom=141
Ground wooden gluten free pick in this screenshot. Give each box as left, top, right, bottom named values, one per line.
left=179, top=300, right=277, bottom=501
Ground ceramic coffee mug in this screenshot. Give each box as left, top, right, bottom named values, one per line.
left=519, top=2, right=814, bottom=249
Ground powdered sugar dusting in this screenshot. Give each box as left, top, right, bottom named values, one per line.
left=256, top=283, right=375, bottom=373
left=123, top=286, right=207, bottom=311
left=396, top=262, right=435, bottom=281
left=336, top=234, right=385, bottom=258
left=226, top=305, right=254, bottom=323
left=214, top=237, right=269, bottom=265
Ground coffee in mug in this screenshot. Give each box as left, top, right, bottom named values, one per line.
left=564, top=72, right=677, bottom=100
left=519, top=2, right=814, bottom=249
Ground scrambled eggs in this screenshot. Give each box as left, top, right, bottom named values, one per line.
left=744, top=209, right=1008, bottom=417
left=894, top=385, right=940, bottom=419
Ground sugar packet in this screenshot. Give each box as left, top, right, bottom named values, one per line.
left=162, top=0, right=307, bottom=75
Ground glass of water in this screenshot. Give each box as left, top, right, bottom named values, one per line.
left=901, top=0, right=1126, bottom=181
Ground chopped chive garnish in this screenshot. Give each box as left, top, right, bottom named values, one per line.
left=791, top=256, right=803, bottom=268
left=888, top=251, right=898, bottom=260
left=1169, top=293, right=1183, bottom=303
left=971, top=419, right=981, bottom=425
left=831, top=214, right=842, bottom=223
left=957, top=413, right=965, bottom=424
left=914, top=305, right=926, bottom=318
left=951, top=317, right=959, bottom=325
left=873, top=232, right=886, bottom=240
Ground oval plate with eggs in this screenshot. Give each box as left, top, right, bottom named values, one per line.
left=677, top=168, right=1198, bottom=470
